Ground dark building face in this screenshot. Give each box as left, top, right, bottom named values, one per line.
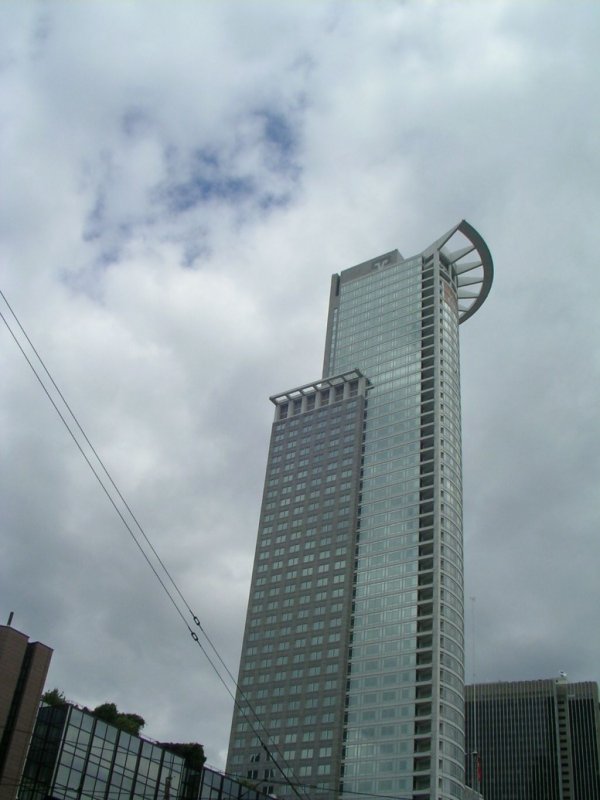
left=19, top=704, right=194, bottom=800
left=227, top=222, right=493, bottom=800
left=465, top=679, right=600, bottom=800
left=0, top=624, right=53, bottom=800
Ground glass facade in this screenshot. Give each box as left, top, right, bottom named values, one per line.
left=227, top=221, right=493, bottom=800
left=327, top=246, right=467, bottom=799
left=465, top=680, right=600, bottom=800
left=329, top=254, right=424, bottom=800
left=20, top=705, right=193, bottom=800
left=20, top=704, right=267, bottom=800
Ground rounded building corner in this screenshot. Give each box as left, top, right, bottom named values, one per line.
left=454, top=220, right=494, bottom=323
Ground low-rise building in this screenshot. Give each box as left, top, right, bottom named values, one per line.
left=0, top=621, right=53, bottom=800
left=19, top=701, right=269, bottom=800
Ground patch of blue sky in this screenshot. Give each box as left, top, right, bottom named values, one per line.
left=259, top=109, right=296, bottom=157
left=95, top=244, right=122, bottom=269
left=259, top=191, right=294, bottom=212
left=193, top=147, right=220, bottom=170
left=182, top=237, right=211, bottom=269
left=83, top=191, right=136, bottom=251
left=254, top=107, right=301, bottom=178
left=121, top=107, right=153, bottom=139
left=161, top=115, right=300, bottom=216
left=165, top=173, right=256, bottom=214
left=82, top=193, right=138, bottom=274
left=83, top=192, right=106, bottom=242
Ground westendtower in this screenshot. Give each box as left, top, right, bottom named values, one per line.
left=227, top=221, right=493, bottom=800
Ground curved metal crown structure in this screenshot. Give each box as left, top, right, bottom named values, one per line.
left=426, top=219, right=494, bottom=323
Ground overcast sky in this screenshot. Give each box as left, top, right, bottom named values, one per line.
left=1, top=1, right=599, bottom=770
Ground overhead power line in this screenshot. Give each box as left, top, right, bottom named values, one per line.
left=0, top=291, right=309, bottom=800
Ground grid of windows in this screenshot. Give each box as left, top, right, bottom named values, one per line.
left=228, top=225, right=492, bottom=800
left=465, top=681, right=600, bottom=800
left=20, top=706, right=189, bottom=800
left=227, top=376, right=366, bottom=797
left=329, top=251, right=467, bottom=799
left=330, top=255, right=428, bottom=798
left=20, top=705, right=270, bottom=800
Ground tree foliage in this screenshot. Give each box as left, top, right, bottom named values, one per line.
left=92, top=703, right=145, bottom=735
left=41, top=695, right=205, bottom=765
left=42, top=688, right=67, bottom=707
left=92, top=702, right=119, bottom=724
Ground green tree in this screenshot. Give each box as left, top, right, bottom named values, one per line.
left=115, top=713, right=146, bottom=736
left=92, top=702, right=119, bottom=725
left=91, top=703, right=145, bottom=735
left=42, top=688, right=67, bottom=707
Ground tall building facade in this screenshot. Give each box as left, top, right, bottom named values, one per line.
left=465, top=678, right=600, bottom=799
left=0, top=621, right=53, bottom=800
left=227, top=221, right=493, bottom=800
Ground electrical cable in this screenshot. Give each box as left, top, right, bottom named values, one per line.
left=0, top=290, right=195, bottom=620
left=6, top=718, right=422, bottom=800
left=0, top=294, right=310, bottom=800
left=222, top=768, right=419, bottom=800
left=186, top=632, right=309, bottom=800
left=0, top=301, right=303, bottom=799
left=0, top=306, right=191, bottom=633
left=2, top=774, right=419, bottom=800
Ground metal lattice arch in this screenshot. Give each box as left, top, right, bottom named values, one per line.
left=425, top=219, right=494, bottom=323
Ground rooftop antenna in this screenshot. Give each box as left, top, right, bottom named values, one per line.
left=7, top=611, right=14, bottom=626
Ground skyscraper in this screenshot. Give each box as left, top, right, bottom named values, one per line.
left=227, top=221, right=493, bottom=800
left=465, top=678, right=600, bottom=799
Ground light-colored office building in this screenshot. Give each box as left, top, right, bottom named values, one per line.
left=227, top=222, right=493, bottom=800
